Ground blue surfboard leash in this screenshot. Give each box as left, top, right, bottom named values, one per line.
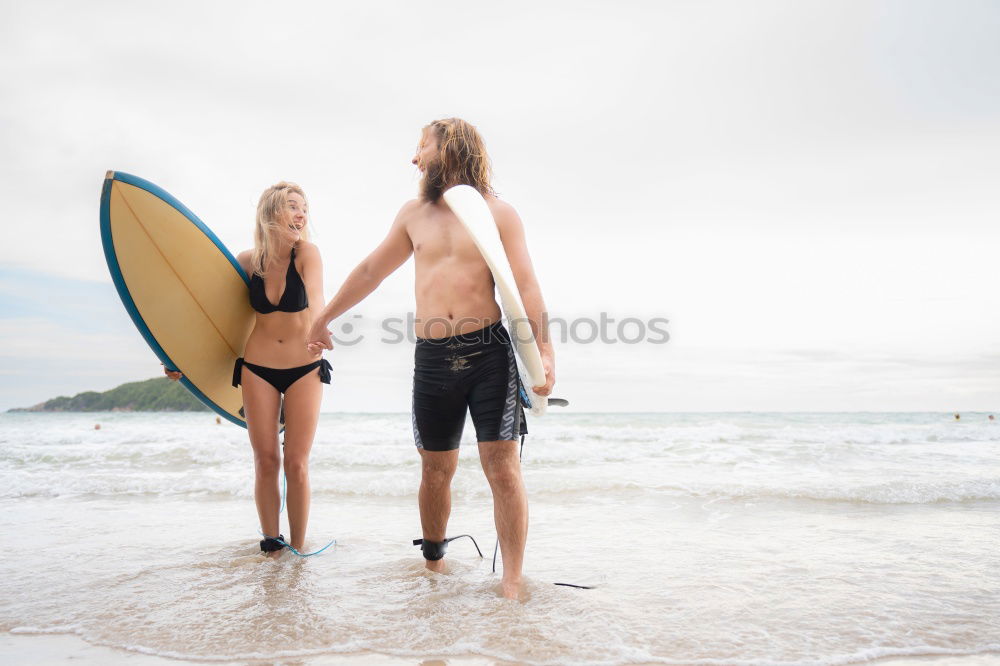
left=258, top=529, right=337, bottom=558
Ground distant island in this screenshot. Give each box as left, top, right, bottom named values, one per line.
left=9, top=377, right=210, bottom=413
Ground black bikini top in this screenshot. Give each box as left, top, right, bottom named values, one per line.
left=248, top=247, right=309, bottom=314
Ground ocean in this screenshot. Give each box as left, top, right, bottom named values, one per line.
left=1, top=411, right=998, bottom=665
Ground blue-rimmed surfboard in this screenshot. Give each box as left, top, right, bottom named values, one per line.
left=100, top=171, right=253, bottom=428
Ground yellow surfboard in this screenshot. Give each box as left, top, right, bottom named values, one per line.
left=100, top=171, right=253, bottom=427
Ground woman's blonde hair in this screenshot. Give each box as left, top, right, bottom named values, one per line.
left=251, top=181, right=309, bottom=276
left=419, top=118, right=496, bottom=202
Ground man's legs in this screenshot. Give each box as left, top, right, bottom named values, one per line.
left=478, top=439, right=528, bottom=600
left=418, top=448, right=460, bottom=573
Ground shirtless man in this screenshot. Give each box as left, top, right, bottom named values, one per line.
left=306, top=118, right=554, bottom=600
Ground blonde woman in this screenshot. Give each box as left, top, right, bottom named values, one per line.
left=168, top=182, right=329, bottom=557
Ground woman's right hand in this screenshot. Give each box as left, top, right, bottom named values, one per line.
left=162, top=364, right=182, bottom=381
left=307, top=318, right=334, bottom=354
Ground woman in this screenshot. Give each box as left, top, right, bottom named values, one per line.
left=167, top=181, right=329, bottom=557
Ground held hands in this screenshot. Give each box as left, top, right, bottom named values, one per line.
left=306, top=317, right=335, bottom=354
left=532, top=353, right=555, bottom=397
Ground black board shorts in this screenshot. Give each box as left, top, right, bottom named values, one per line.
left=412, top=321, right=528, bottom=451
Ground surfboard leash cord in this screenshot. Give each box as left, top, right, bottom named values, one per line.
left=257, top=529, right=337, bottom=558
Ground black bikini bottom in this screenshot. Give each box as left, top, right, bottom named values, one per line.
left=232, top=357, right=332, bottom=394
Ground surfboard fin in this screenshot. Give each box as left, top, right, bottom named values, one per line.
left=518, top=387, right=568, bottom=409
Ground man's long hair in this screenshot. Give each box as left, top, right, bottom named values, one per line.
left=420, top=118, right=496, bottom=203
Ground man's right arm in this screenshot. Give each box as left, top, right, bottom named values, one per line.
left=307, top=203, right=415, bottom=349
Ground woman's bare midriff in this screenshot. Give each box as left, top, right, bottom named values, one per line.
left=244, top=310, right=321, bottom=367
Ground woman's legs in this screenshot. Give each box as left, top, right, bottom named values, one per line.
left=281, top=370, right=324, bottom=551
left=240, top=367, right=283, bottom=553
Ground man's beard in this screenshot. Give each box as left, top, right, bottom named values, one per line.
left=419, top=158, right=447, bottom=203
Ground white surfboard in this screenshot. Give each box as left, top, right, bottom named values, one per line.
left=442, top=185, right=548, bottom=416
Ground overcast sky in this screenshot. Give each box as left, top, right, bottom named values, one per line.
left=1, top=0, right=998, bottom=412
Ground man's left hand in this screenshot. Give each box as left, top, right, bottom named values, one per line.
left=533, top=353, right=555, bottom=397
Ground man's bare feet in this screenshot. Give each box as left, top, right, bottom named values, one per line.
left=500, top=578, right=523, bottom=601
left=424, top=558, right=447, bottom=574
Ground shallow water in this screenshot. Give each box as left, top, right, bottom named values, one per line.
left=2, top=412, right=999, bottom=664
